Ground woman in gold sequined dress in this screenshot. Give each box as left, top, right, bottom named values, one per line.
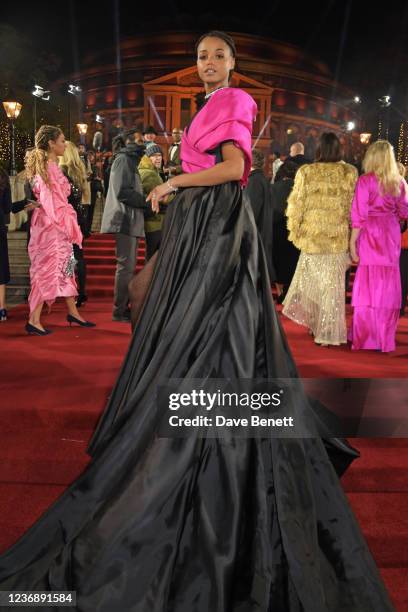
left=282, top=132, right=358, bottom=346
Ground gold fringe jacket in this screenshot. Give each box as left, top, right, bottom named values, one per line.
left=286, top=161, right=358, bottom=253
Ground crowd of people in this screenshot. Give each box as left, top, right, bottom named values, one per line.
left=245, top=135, right=408, bottom=352
left=0, top=120, right=407, bottom=350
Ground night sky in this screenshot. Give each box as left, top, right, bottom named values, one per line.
left=2, top=1, right=408, bottom=129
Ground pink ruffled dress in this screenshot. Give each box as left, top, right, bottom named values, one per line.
left=348, top=173, right=408, bottom=351
left=28, top=161, right=83, bottom=313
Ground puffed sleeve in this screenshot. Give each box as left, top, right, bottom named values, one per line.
left=286, top=166, right=306, bottom=247
left=33, top=175, right=57, bottom=224
left=397, top=179, right=408, bottom=220
left=351, top=175, right=370, bottom=228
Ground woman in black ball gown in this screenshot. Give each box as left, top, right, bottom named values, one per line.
left=0, top=31, right=393, bottom=612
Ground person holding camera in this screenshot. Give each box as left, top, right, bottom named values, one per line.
left=101, top=129, right=146, bottom=322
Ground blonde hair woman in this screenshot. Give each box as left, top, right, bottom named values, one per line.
left=349, top=140, right=408, bottom=351
left=283, top=132, right=357, bottom=346
left=60, top=141, right=89, bottom=306
left=25, top=125, right=95, bottom=335
left=60, top=141, right=88, bottom=193
left=397, top=162, right=408, bottom=316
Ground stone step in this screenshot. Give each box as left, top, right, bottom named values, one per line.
left=7, top=281, right=29, bottom=290
left=6, top=287, right=29, bottom=305
left=7, top=245, right=28, bottom=252
left=9, top=265, right=29, bottom=275
left=8, top=276, right=29, bottom=285
left=8, top=254, right=29, bottom=262
left=7, top=232, right=27, bottom=240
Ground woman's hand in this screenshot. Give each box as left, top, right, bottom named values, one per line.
left=349, top=241, right=359, bottom=263
left=146, top=183, right=174, bottom=213
left=24, top=200, right=42, bottom=212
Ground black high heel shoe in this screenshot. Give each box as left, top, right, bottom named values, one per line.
left=67, top=314, right=96, bottom=327
left=25, top=323, right=52, bottom=336
left=0, top=308, right=7, bottom=321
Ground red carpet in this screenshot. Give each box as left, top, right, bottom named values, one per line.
left=1, top=240, right=408, bottom=609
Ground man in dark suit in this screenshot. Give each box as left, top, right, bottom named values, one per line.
left=287, top=141, right=309, bottom=166
left=165, top=127, right=183, bottom=177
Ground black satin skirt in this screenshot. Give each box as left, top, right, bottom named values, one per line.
left=0, top=184, right=394, bottom=611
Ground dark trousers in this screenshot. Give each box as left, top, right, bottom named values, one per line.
left=145, top=231, right=161, bottom=261
left=114, top=233, right=138, bottom=317
left=73, top=244, right=86, bottom=297
left=88, top=189, right=98, bottom=234
left=400, top=249, right=408, bottom=313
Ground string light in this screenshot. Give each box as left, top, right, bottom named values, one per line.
left=404, top=121, right=408, bottom=166
left=398, top=122, right=404, bottom=162
left=0, top=121, right=32, bottom=171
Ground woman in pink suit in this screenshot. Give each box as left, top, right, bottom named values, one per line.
left=349, top=140, right=408, bottom=351
left=26, top=125, right=95, bottom=335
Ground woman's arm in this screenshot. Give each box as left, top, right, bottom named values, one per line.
left=349, top=227, right=361, bottom=263
left=349, top=175, right=369, bottom=263
left=285, top=168, right=306, bottom=246
left=147, top=143, right=245, bottom=211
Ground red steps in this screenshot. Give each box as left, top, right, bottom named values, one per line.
left=84, top=234, right=146, bottom=297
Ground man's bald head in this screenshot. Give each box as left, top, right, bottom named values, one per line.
left=290, top=142, right=305, bottom=156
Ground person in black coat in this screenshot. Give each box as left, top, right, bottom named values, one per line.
left=101, top=130, right=146, bottom=321
left=0, top=168, right=39, bottom=320
left=0, top=169, right=11, bottom=320
left=270, top=161, right=300, bottom=302
left=244, top=148, right=275, bottom=282
left=286, top=141, right=310, bottom=167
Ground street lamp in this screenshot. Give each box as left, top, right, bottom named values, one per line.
left=32, top=85, right=51, bottom=141
left=360, top=133, right=372, bottom=145
left=2, top=95, right=22, bottom=176
left=76, top=122, right=88, bottom=145
left=379, top=95, right=391, bottom=107
left=67, top=84, right=82, bottom=139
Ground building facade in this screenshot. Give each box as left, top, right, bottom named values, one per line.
left=67, top=31, right=361, bottom=161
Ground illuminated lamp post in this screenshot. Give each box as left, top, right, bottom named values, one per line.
left=77, top=122, right=88, bottom=145
left=346, top=121, right=356, bottom=162
left=359, top=133, right=371, bottom=145
left=32, top=85, right=51, bottom=141
left=68, top=84, right=82, bottom=139
left=2, top=95, right=23, bottom=176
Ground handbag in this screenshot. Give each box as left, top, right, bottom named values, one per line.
left=65, top=247, right=77, bottom=277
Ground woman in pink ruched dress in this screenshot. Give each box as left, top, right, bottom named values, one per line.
left=349, top=140, right=408, bottom=352
left=26, top=125, right=95, bottom=335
